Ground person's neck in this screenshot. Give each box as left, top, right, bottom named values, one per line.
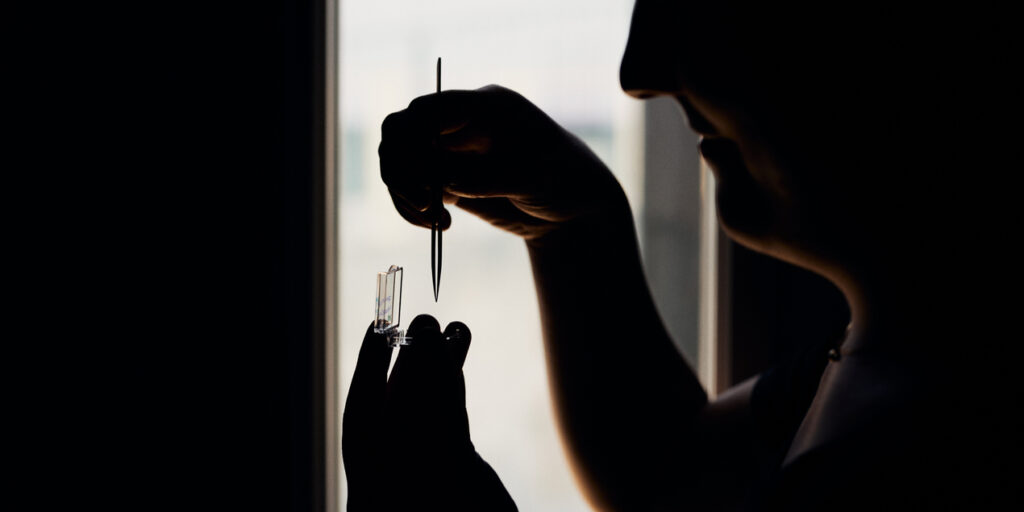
left=831, top=261, right=965, bottom=363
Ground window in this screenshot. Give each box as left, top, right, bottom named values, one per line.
left=334, top=1, right=719, bottom=509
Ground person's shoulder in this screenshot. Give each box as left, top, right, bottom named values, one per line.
left=768, top=422, right=971, bottom=510
left=766, top=364, right=1020, bottom=511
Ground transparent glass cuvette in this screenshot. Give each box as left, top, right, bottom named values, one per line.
left=374, top=265, right=410, bottom=346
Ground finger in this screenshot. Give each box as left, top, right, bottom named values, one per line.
left=440, top=152, right=535, bottom=200
left=406, top=90, right=485, bottom=135
left=380, top=127, right=460, bottom=230
left=407, top=85, right=531, bottom=139
left=388, top=317, right=473, bottom=455
left=379, top=138, right=432, bottom=210
left=388, top=189, right=431, bottom=228
left=438, top=128, right=493, bottom=153
left=344, top=323, right=392, bottom=423
left=438, top=206, right=453, bottom=231
left=443, top=321, right=472, bottom=369
left=380, top=107, right=437, bottom=147
left=388, top=315, right=445, bottom=396
left=422, top=198, right=453, bottom=232
left=388, top=190, right=453, bottom=231
left=379, top=109, right=443, bottom=214
left=383, top=90, right=486, bottom=159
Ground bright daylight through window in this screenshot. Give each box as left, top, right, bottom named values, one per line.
left=337, top=1, right=693, bottom=509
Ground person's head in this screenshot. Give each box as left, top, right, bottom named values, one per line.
left=620, top=1, right=1009, bottom=295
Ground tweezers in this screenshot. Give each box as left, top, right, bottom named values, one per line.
left=431, top=57, right=442, bottom=302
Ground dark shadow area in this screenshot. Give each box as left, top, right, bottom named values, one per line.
left=50, top=1, right=329, bottom=509
left=727, top=241, right=850, bottom=385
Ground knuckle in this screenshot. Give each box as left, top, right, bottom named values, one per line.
left=480, top=84, right=526, bottom=109
left=481, top=83, right=515, bottom=99
left=407, top=93, right=432, bottom=111
left=380, top=111, right=405, bottom=138
left=411, top=313, right=438, bottom=323
left=397, top=207, right=426, bottom=228
left=409, top=314, right=441, bottom=334
left=378, top=144, right=395, bottom=184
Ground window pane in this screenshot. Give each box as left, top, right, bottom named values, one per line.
left=339, top=1, right=641, bottom=510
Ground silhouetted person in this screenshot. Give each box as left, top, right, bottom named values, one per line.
left=345, top=2, right=1019, bottom=510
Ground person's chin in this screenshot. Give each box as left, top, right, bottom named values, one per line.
left=700, top=138, right=774, bottom=245
left=715, top=184, right=774, bottom=248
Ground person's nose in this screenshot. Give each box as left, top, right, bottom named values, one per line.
left=619, top=1, right=680, bottom=99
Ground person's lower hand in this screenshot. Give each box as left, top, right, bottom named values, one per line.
left=342, top=315, right=516, bottom=511
left=379, top=85, right=630, bottom=243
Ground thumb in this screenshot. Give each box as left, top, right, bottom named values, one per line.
left=346, top=322, right=392, bottom=414
left=342, top=323, right=391, bottom=470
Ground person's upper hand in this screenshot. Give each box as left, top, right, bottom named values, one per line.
left=342, top=315, right=516, bottom=511
left=379, top=85, right=630, bottom=243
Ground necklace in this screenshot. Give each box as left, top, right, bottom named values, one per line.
left=827, top=323, right=853, bottom=362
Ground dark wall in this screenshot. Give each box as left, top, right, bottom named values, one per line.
left=69, top=1, right=326, bottom=509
